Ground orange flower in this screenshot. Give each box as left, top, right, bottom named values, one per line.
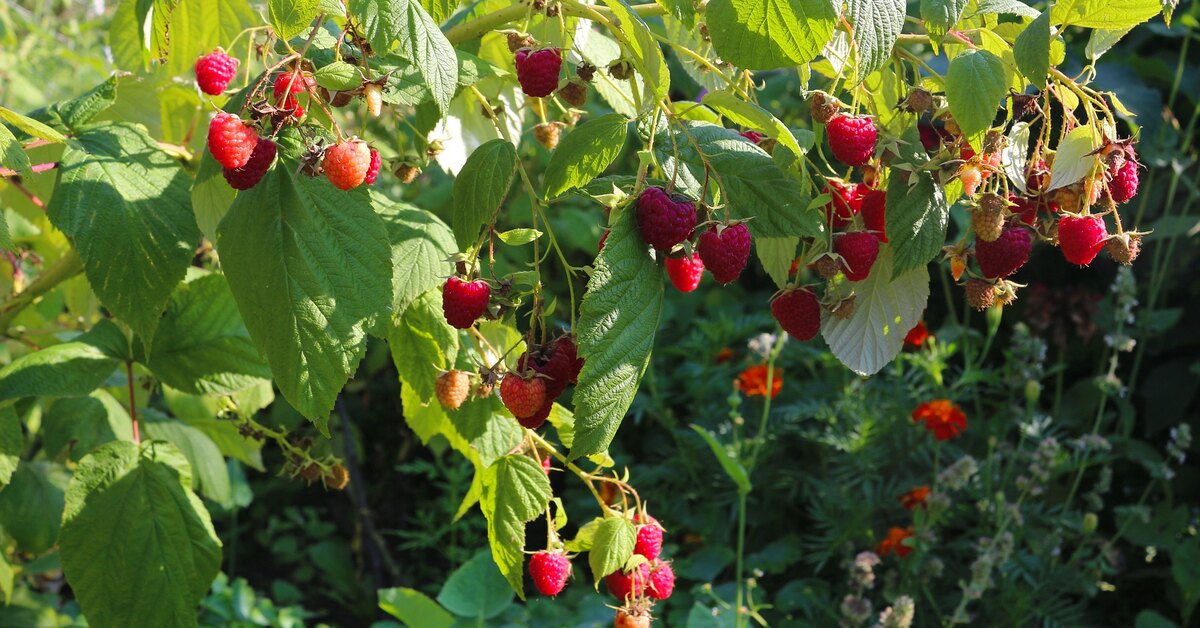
left=899, top=485, right=931, bottom=511
left=736, top=364, right=783, bottom=398
left=912, top=399, right=967, bottom=441
left=876, top=526, right=914, bottom=558
left=715, top=347, right=736, bottom=363
left=903, top=321, right=931, bottom=348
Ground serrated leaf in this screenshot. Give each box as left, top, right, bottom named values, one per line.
left=570, top=210, right=663, bottom=459
left=0, top=319, right=126, bottom=402
left=60, top=441, right=221, bottom=628
left=945, top=50, right=1008, bottom=150
left=1014, top=10, right=1052, bottom=89
left=822, top=246, right=930, bottom=376
left=48, top=122, right=200, bottom=342
left=0, top=124, right=31, bottom=177
left=217, top=160, right=392, bottom=422
left=921, top=0, right=970, bottom=38
left=845, top=0, right=905, bottom=78
left=755, top=237, right=798, bottom=289
left=351, top=0, right=457, bottom=115
left=1047, top=125, right=1101, bottom=191
left=389, top=289, right=459, bottom=403
left=701, top=91, right=805, bottom=157
left=691, top=426, right=751, bottom=493
left=1003, top=122, right=1032, bottom=194
left=376, top=200, right=457, bottom=316
left=544, top=114, right=628, bottom=198
left=448, top=397, right=522, bottom=468
left=885, top=174, right=949, bottom=278
left=436, top=550, right=514, bottom=620
left=42, top=391, right=135, bottom=462
left=164, top=0, right=255, bottom=75
left=141, top=409, right=232, bottom=509
left=589, top=517, right=636, bottom=584
left=480, top=455, right=552, bottom=598
left=0, top=408, right=20, bottom=490
left=1086, top=27, right=1135, bottom=60
left=192, top=140, right=238, bottom=243
left=1051, top=0, right=1163, bottom=29
left=452, top=139, right=517, bottom=249
left=705, top=0, right=837, bottom=70
left=161, top=385, right=268, bottom=471
left=0, top=105, right=68, bottom=142
left=0, top=461, right=70, bottom=554
left=314, top=60, right=363, bottom=91
left=379, top=587, right=455, bottom=628
left=974, top=0, right=1039, bottom=18
left=601, top=0, right=670, bottom=111
left=497, top=228, right=542, bottom=246
left=269, top=0, right=321, bottom=39
left=54, top=75, right=119, bottom=132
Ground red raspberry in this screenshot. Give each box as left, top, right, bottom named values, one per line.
left=918, top=120, right=951, bottom=152
left=605, top=562, right=650, bottom=602
left=553, top=335, right=583, bottom=383
left=194, top=48, right=239, bottom=95
left=323, top=140, right=372, bottom=190
left=835, top=232, right=880, bottom=282
left=1026, top=158, right=1050, bottom=193
left=826, top=114, right=877, bottom=167
left=771, top=288, right=821, bottom=341
left=665, top=253, right=705, bottom=292
left=647, top=560, right=675, bottom=600
left=739, top=130, right=764, bottom=143
left=518, top=397, right=554, bottom=429
left=1108, top=160, right=1139, bottom=204
left=517, top=346, right=571, bottom=401
left=514, top=48, right=562, bottom=98
left=222, top=138, right=276, bottom=190
left=207, top=112, right=259, bottom=169
left=860, top=189, right=887, bottom=241
left=500, top=371, right=547, bottom=419
left=634, top=517, right=663, bottom=561
left=1010, top=195, right=1039, bottom=226
left=1058, top=215, right=1108, bottom=266
left=442, top=276, right=491, bottom=329
left=636, top=186, right=697, bottom=252
left=273, top=71, right=313, bottom=118
left=824, top=180, right=863, bottom=230
left=975, top=225, right=1031, bottom=279
left=697, top=223, right=751, bottom=285
left=364, top=149, right=381, bottom=185
left=529, top=551, right=571, bottom=596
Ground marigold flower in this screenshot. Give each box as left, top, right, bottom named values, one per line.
left=736, top=364, right=783, bottom=398
left=899, top=485, right=931, bottom=511
left=912, top=399, right=967, bottom=441
left=876, top=526, right=914, bottom=558
left=903, top=321, right=930, bottom=348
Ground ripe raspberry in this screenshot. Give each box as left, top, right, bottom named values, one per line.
left=1108, top=160, right=1140, bottom=204
left=826, top=114, right=877, bottom=167
left=515, top=48, right=562, bottom=98
left=363, top=83, right=383, bottom=117
left=647, top=560, right=675, bottom=600
left=518, top=397, right=554, bottom=429
left=605, top=562, right=650, bottom=601
left=436, top=370, right=470, bottom=410
left=323, top=140, right=372, bottom=190
left=975, top=225, right=1031, bottom=279
left=771, top=288, right=821, bottom=341
left=1058, top=215, right=1108, bottom=266
left=529, top=551, right=571, bottom=596
left=534, top=122, right=563, bottom=150
left=222, top=138, right=276, bottom=190
left=959, top=164, right=983, bottom=197
left=739, top=130, right=765, bottom=143
left=273, top=71, right=313, bottom=118
left=918, top=120, right=950, bottom=152
left=972, top=194, right=1007, bottom=242
left=517, top=348, right=569, bottom=401
left=665, top=253, right=705, bottom=293
left=442, top=276, right=491, bottom=329
left=835, top=232, right=880, bottom=282
left=697, top=223, right=751, bottom=285
left=860, top=189, right=887, bottom=241
left=558, top=80, right=588, bottom=108
left=553, top=335, right=583, bottom=383
left=1105, top=232, right=1142, bottom=265
left=634, top=516, right=663, bottom=561
left=207, top=113, right=259, bottom=169
left=965, top=278, right=997, bottom=310
left=1011, top=195, right=1039, bottom=226
left=1026, top=158, right=1050, bottom=193
left=500, top=372, right=547, bottom=419
left=194, top=48, right=239, bottom=95
left=635, top=186, right=697, bottom=252
left=364, top=149, right=381, bottom=185
left=824, top=180, right=863, bottom=230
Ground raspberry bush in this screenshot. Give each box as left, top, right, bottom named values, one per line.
left=0, top=0, right=1194, bottom=626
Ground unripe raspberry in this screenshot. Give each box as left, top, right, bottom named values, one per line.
left=436, top=370, right=470, bottom=410
left=809, top=91, right=841, bottom=124
left=529, top=550, right=571, bottom=596
left=959, top=164, right=983, bottom=197
left=515, top=48, right=562, bottom=98
left=608, top=60, right=634, bottom=80
left=1105, top=232, right=1141, bottom=265
left=615, top=604, right=652, bottom=628
left=194, top=48, right=239, bottom=95
left=222, top=138, right=276, bottom=190
left=965, top=278, right=997, bottom=310
left=972, top=193, right=1007, bottom=242
left=826, top=114, right=877, bottom=167
left=442, top=276, right=491, bottom=329
left=697, top=223, right=752, bottom=284
left=814, top=255, right=841, bottom=280
left=363, top=83, right=383, bottom=117
left=901, top=88, right=933, bottom=114
left=395, top=162, right=421, bottom=184
left=558, top=80, right=588, bottom=108
left=325, top=464, right=350, bottom=490
left=771, top=288, right=821, bottom=341
left=507, top=32, right=536, bottom=53
left=635, top=186, right=697, bottom=252
left=534, top=122, right=563, bottom=150
left=323, top=140, right=372, bottom=190
left=207, top=112, right=259, bottom=169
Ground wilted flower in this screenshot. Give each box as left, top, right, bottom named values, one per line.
left=899, top=486, right=931, bottom=511
left=876, top=526, right=914, bottom=558
left=875, top=595, right=915, bottom=628
left=852, top=551, right=881, bottom=588
left=912, top=399, right=967, bottom=440
left=747, top=332, right=780, bottom=359
left=841, top=594, right=873, bottom=626
left=737, top=364, right=783, bottom=398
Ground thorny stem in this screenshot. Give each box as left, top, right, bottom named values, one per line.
left=0, top=162, right=58, bottom=178
left=529, top=430, right=618, bottom=515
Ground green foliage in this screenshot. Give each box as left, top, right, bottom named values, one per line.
left=543, top=114, right=628, bottom=198
left=451, top=138, right=517, bottom=248
left=480, top=454, right=551, bottom=599
left=705, top=0, right=837, bottom=70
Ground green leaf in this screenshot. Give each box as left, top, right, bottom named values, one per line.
left=0, top=106, right=68, bottom=143
left=921, top=0, right=969, bottom=38
left=140, top=271, right=272, bottom=396
left=1014, top=10, right=1052, bottom=89
left=1085, top=27, right=1135, bottom=61
left=705, top=0, right=837, bottom=70
left=452, top=139, right=517, bottom=249
left=42, top=391, right=135, bottom=462
left=1051, top=0, right=1163, bottom=29
left=974, top=0, right=1039, bottom=18
left=0, top=462, right=70, bottom=554
left=885, top=174, right=949, bottom=278
left=389, top=289, right=459, bottom=403
left=755, top=237, right=798, bottom=290
left=421, top=0, right=456, bottom=23
left=544, top=114, right=628, bottom=198
left=945, top=50, right=1008, bottom=150
left=845, top=0, right=906, bottom=78
left=141, top=409, right=232, bottom=509
left=0, top=320, right=126, bottom=402
left=60, top=441, right=221, bottom=628
left=54, top=75, right=120, bottom=132
left=375, top=199, right=457, bottom=316
left=589, top=516, right=636, bottom=584
left=379, top=587, right=455, bottom=628
left=0, top=551, right=11, bottom=605
left=436, top=550, right=514, bottom=620
left=480, top=454, right=552, bottom=598
left=546, top=401, right=576, bottom=449
left=700, top=91, right=805, bottom=157
left=497, top=228, right=542, bottom=246
left=48, top=122, right=200, bottom=341
left=161, top=385, right=268, bottom=471
left=1047, top=125, right=1101, bottom=191
left=192, top=142, right=238, bottom=243
left=601, top=0, right=670, bottom=111
left=0, top=124, right=31, bottom=178
left=0, top=407, right=20, bottom=489
left=570, top=209, right=663, bottom=459
left=351, top=0, right=457, bottom=115
left=269, top=0, right=321, bottom=39
left=217, top=160, right=392, bottom=421
left=447, top=397, right=522, bottom=468
left=1172, top=539, right=1200, bottom=622
left=314, top=61, right=363, bottom=91
left=822, top=246, right=930, bottom=376
left=165, top=0, right=255, bottom=75
left=690, top=425, right=751, bottom=493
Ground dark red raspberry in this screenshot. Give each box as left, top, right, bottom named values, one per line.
left=665, top=253, right=705, bottom=292
left=647, top=560, right=675, bottom=600
left=518, top=397, right=554, bottom=429
left=835, top=232, right=880, bottom=282
left=1108, top=160, right=1139, bottom=204
left=222, top=138, right=276, bottom=190
left=975, top=225, right=1031, bottom=279
left=860, top=189, right=887, bottom=241
left=634, top=517, right=663, bottom=561
left=605, top=562, right=650, bottom=602
left=207, top=112, right=259, bottom=169
left=442, top=276, right=491, bottom=329
left=824, top=180, right=863, bottom=230
left=364, top=148, right=381, bottom=185
left=552, top=335, right=583, bottom=383
left=1058, top=215, right=1108, bottom=266
left=826, top=114, right=877, bottom=167
left=514, top=48, right=562, bottom=98
left=635, top=186, right=697, bottom=252
left=697, top=223, right=751, bottom=285
left=1010, top=195, right=1038, bottom=226
left=771, top=288, right=821, bottom=341
left=516, top=340, right=577, bottom=401
left=739, top=130, right=764, bottom=143
left=194, top=48, right=239, bottom=95
left=529, top=551, right=571, bottom=597
left=500, top=371, right=547, bottom=419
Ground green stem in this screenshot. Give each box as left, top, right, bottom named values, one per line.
left=0, top=248, right=84, bottom=332
left=734, top=489, right=748, bottom=628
